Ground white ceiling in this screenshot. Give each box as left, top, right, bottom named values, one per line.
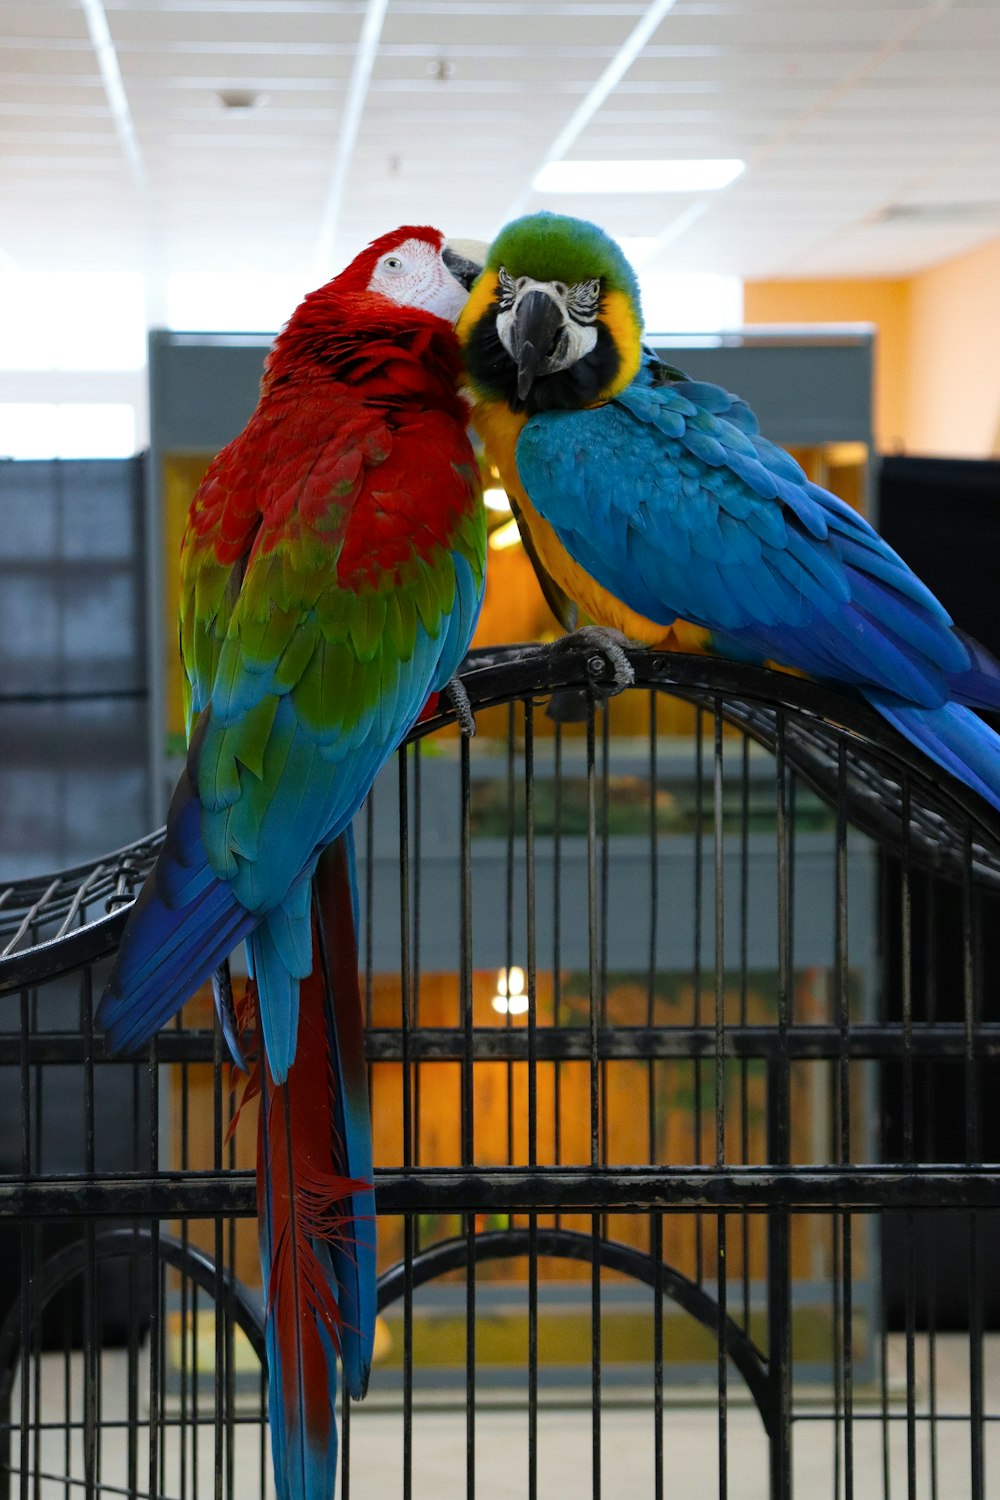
left=3, top=0, right=1000, bottom=288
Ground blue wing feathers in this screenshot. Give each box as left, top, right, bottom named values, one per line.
left=846, top=570, right=965, bottom=674
left=948, top=629, right=1000, bottom=711
left=99, top=878, right=255, bottom=1055
left=517, top=379, right=974, bottom=698
left=517, top=369, right=1000, bottom=811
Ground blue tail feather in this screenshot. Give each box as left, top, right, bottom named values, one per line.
left=99, top=878, right=255, bottom=1055
left=947, top=629, right=1000, bottom=712
left=98, top=766, right=257, bottom=1058
left=866, top=694, right=1000, bottom=815
left=251, top=896, right=313, bottom=1085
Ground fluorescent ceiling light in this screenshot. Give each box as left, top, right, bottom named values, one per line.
left=534, top=159, right=745, bottom=195
left=79, top=0, right=145, bottom=192
left=504, top=0, right=679, bottom=222
left=314, top=0, right=390, bottom=275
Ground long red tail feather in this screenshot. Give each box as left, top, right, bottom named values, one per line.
left=232, top=915, right=369, bottom=1500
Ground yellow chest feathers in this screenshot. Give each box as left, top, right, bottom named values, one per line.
left=474, top=399, right=698, bottom=649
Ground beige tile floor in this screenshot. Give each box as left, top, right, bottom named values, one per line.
left=10, top=1334, right=1000, bottom=1498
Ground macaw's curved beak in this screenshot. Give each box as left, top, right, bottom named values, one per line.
left=442, top=244, right=483, bottom=291
left=512, top=289, right=566, bottom=402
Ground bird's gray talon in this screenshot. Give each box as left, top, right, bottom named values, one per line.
left=551, top=626, right=636, bottom=696
left=445, top=676, right=477, bottom=737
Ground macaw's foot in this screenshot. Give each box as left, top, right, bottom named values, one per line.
left=444, top=675, right=477, bottom=738
left=545, top=627, right=637, bottom=722
left=558, top=626, right=636, bottom=692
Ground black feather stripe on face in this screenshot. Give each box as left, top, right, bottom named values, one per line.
left=465, top=302, right=620, bottom=415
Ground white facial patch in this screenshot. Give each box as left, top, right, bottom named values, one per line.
left=496, top=277, right=598, bottom=373
left=367, top=236, right=469, bottom=323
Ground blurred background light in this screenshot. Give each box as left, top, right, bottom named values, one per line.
left=534, top=159, right=745, bottom=194
left=165, top=272, right=311, bottom=333
left=616, top=237, right=660, bottom=269
left=639, top=273, right=744, bottom=334
left=0, top=403, right=137, bottom=459
left=0, top=273, right=146, bottom=371
left=488, top=518, right=522, bottom=551
left=491, top=966, right=528, bottom=1016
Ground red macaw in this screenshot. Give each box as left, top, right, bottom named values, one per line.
left=98, top=226, right=486, bottom=1500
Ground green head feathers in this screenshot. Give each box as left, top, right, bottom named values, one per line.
left=459, top=210, right=644, bottom=413
left=487, top=212, right=643, bottom=325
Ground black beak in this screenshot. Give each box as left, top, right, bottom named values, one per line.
left=512, top=290, right=566, bottom=402
left=442, top=245, right=482, bottom=291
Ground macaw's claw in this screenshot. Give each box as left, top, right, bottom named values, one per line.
left=444, top=675, right=477, bottom=737
left=552, top=626, right=636, bottom=693
left=544, top=627, right=637, bottom=722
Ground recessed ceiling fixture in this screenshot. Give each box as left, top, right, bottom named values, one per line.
left=217, top=89, right=265, bottom=111
left=534, top=159, right=745, bottom=195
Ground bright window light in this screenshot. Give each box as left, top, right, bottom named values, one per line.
left=0, top=273, right=146, bottom=371
left=166, top=272, right=310, bottom=333
left=534, top=159, right=745, bottom=195
left=640, top=274, right=743, bottom=334
left=0, top=404, right=136, bottom=459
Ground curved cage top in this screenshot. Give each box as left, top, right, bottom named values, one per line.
left=3, top=644, right=1000, bottom=996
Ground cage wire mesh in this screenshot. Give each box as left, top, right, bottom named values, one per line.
left=1, top=645, right=999, bottom=1499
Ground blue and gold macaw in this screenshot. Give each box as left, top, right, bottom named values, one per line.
left=457, top=211, right=1000, bottom=812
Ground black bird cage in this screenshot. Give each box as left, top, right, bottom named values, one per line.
left=1, top=645, right=999, bottom=1500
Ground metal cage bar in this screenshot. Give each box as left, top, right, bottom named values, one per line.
left=0, top=646, right=998, bottom=1499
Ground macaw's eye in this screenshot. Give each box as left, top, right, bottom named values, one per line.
left=383, top=255, right=404, bottom=272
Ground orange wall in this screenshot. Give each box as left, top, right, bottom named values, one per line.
left=906, top=236, right=1000, bottom=458
left=743, top=278, right=911, bottom=454
left=746, top=237, right=1000, bottom=459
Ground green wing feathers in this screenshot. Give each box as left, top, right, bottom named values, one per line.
left=176, top=392, right=484, bottom=912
